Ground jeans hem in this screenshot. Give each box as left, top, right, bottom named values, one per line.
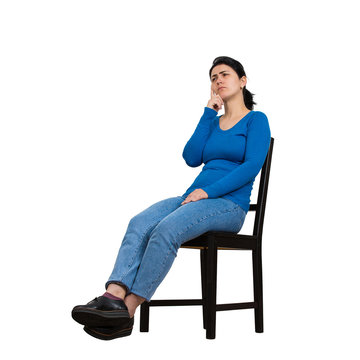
left=105, top=280, right=130, bottom=296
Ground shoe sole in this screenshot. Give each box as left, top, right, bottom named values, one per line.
left=72, top=308, right=130, bottom=327
left=83, top=325, right=133, bottom=340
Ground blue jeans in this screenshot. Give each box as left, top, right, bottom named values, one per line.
left=105, top=195, right=247, bottom=302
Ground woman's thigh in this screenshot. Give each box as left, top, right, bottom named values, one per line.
left=149, top=197, right=247, bottom=247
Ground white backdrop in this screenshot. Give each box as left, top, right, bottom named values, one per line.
left=1, top=0, right=359, bottom=358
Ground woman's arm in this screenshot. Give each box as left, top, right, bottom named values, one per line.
left=201, top=112, right=271, bottom=198
left=182, top=107, right=218, bottom=167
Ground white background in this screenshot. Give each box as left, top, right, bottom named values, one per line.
left=1, top=0, right=359, bottom=358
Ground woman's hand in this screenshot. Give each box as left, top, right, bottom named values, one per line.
left=181, top=189, right=209, bottom=205
left=207, top=89, right=224, bottom=112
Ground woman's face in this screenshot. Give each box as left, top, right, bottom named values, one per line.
left=210, top=64, right=246, bottom=100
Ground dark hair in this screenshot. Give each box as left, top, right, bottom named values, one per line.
left=209, top=56, right=257, bottom=110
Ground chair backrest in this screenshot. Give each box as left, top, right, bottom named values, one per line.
left=249, top=137, right=274, bottom=239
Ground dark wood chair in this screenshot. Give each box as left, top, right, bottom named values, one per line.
left=140, top=137, right=275, bottom=339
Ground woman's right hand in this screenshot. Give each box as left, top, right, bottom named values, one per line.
left=207, top=89, right=224, bottom=112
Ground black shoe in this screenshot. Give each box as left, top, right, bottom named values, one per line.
left=83, top=316, right=134, bottom=340
left=72, top=296, right=130, bottom=327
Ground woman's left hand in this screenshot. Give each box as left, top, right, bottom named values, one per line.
left=181, top=189, right=208, bottom=205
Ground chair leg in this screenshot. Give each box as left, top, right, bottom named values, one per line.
left=252, top=249, right=264, bottom=333
left=205, top=237, right=217, bottom=339
left=139, top=301, right=150, bottom=332
left=200, top=248, right=207, bottom=329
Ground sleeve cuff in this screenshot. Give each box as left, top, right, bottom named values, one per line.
left=198, top=107, right=218, bottom=126
left=204, top=106, right=218, bottom=115
left=201, top=186, right=217, bottom=199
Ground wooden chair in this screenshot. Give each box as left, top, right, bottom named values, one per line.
left=140, top=137, right=274, bottom=339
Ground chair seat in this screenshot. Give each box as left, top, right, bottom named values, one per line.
left=181, top=231, right=257, bottom=250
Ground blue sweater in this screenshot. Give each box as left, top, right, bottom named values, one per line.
left=181, top=107, right=271, bottom=213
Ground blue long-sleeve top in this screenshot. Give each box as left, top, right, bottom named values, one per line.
left=181, top=106, right=271, bottom=213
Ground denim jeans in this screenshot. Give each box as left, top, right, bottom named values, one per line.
left=105, top=195, right=247, bottom=302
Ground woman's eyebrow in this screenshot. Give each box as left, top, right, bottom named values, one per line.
left=211, top=71, right=228, bottom=79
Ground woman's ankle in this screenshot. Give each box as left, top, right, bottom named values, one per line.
left=124, top=294, right=145, bottom=317
left=106, top=283, right=127, bottom=299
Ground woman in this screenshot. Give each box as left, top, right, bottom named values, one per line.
left=71, top=56, right=271, bottom=340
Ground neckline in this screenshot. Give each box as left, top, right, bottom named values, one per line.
left=217, top=111, right=253, bottom=132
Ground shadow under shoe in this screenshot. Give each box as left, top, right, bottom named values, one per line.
left=83, top=316, right=135, bottom=340
left=72, top=296, right=130, bottom=327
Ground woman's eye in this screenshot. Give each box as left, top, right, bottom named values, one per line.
left=211, top=74, right=227, bottom=81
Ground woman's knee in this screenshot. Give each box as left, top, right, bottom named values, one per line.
left=125, top=215, right=154, bottom=241
left=127, top=209, right=153, bottom=228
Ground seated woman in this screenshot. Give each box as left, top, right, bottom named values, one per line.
left=71, top=56, right=271, bottom=340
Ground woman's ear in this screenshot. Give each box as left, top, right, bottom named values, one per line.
left=241, top=76, right=247, bottom=88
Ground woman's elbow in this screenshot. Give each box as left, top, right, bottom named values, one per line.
left=183, top=157, right=201, bottom=167
left=182, top=149, right=202, bottom=167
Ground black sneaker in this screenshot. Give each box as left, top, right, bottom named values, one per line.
left=72, top=296, right=130, bottom=327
